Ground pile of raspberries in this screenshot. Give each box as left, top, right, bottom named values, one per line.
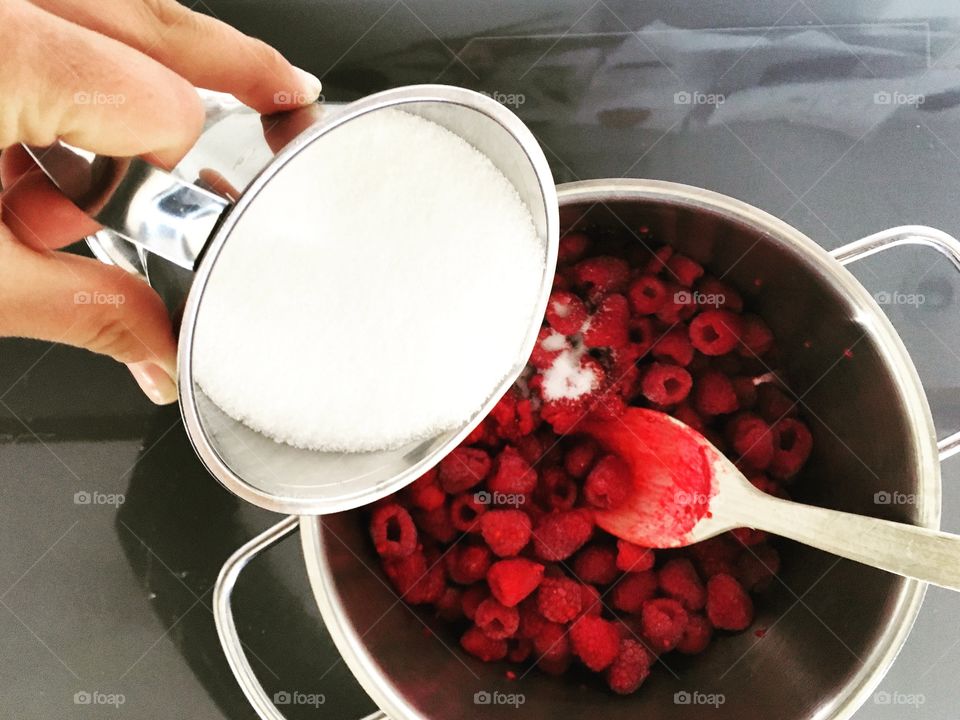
left=367, top=228, right=813, bottom=695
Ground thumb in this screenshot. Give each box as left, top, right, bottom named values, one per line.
left=0, top=229, right=178, bottom=404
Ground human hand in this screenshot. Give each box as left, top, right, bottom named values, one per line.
left=0, top=0, right=321, bottom=403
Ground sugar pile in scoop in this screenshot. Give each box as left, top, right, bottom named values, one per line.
left=193, top=109, right=545, bottom=452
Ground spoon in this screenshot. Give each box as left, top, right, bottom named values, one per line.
left=582, top=407, right=960, bottom=591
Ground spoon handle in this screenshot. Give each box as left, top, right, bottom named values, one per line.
left=737, top=491, right=960, bottom=591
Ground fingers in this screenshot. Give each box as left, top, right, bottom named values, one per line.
left=1, top=0, right=205, bottom=165
left=0, top=227, right=178, bottom=403
left=28, top=0, right=322, bottom=114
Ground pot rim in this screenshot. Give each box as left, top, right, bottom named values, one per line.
left=302, top=178, right=941, bottom=720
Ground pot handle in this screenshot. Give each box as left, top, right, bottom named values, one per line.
left=830, top=225, right=960, bottom=460
left=21, top=142, right=229, bottom=271
left=213, top=515, right=388, bottom=720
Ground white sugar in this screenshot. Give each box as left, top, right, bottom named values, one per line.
left=193, top=109, right=544, bottom=452
left=542, top=342, right=597, bottom=400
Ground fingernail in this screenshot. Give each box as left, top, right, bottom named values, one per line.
left=127, top=362, right=178, bottom=405
left=294, top=67, right=323, bottom=101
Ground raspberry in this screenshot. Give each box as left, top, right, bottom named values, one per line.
left=644, top=245, right=674, bottom=275
left=407, top=469, right=445, bottom=511
left=756, top=383, right=795, bottom=422
left=369, top=504, right=418, bottom=559
left=730, top=526, right=767, bottom=547
left=490, top=392, right=538, bottom=442
left=655, top=283, right=697, bottom=323
left=487, top=558, right=545, bottom=607
left=570, top=615, right=621, bottom=671
left=532, top=510, right=593, bottom=561
left=583, top=294, right=630, bottom=348
left=508, top=638, right=533, bottom=663
left=696, top=276, right=743, bottom=312
left=629, top=316, right=656, bottom=352
left=446, top=543, right=492, bottom=585
left=706, top=574, right=754, bottom=630
left=689, top=536, right=740, bottom=578
left=768, top=418, right=813, bottom=478
left=563, top=438, right=599, bottom=478
left=738, top=314, right=774, bottom=357
left=558, top=231, right=590, bottom=263
left=487, top=445, right=538, bottom=495
left=537, top=576, right=582, bottom=622
left=616, top=540, right=655, bottom=572
left=530, top=328, right=569, bottom=370
left=676, top=613, right=713, bottom=654
left=475, top=598, right=520, bottom=639
left=657, top=558, right=706, bottom=611
left=667, top=254, right=704, bottom=287
left=672, top=404, right=705, bottom=432
left=695, top=370, right=739, bottom=416
left=728, top=413, right=775, bottom=470
left=731, top=376, right=758, bottom=409
left=385, top=552, right=444, bottom=604
left=641, top=597, right=688, bottom=652
left=606, top=638, right=653, bottom=694
left=533, top=621, right=571, bottom=662
left=479, top=509, right=532, bottom=557
left=583, top=454, right=631, bottom=509
left=628, top=275, right=668, bottom=315
left=689, top=310, right=742, bottom=355
left=461, top=626, right=507, bottom=662
left=578, top=583, right=603, bottom=617
left=461, top=584, right=489, bottom=621
left=450, top=493, right=486, bottom=532
left=572, top=545, right=618, bottom=585
left=652, top=326, right=694, bottom=366
left=611, top=570, right=657, bottom=613
left=736, top=544, right=780, bottom=592
left=435, top=586, right=463, bottom=621
left=641, top=363, right=692, bottom=405
left=415, top=505, right=455, bottom=543
left=572, top=256, right=630, bottom=299
left=517, top=601, right=549, bottom=639
left=546, top=290, right=588, bottom=335
left=438, top=447, right=491, bottom=493
left=538, top=466, right=578, bottom=510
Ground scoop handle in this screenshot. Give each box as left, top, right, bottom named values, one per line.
left=737, top=489, right=960, bottom=591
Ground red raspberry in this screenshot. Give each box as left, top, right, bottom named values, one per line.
left=696, top=276, right=743, bottom=312
left=533, top=621, right=571, bottom=662
left=706, top=574, right=754, bottom=630
left=558, top=231, right=590, bottom=263
left=676, top=613, right=713, bottom=654
left=487, top=445, right=538, bottom=496
left=641, top=362, right=692, bottom=406
left=384, top=552, right=445, bottom=604
left=563, top=438, right=599, bottom=478
left=572, top=256, right=630, bottom=299
left=606, top=638, right=653, bottom=694
left=616, top=540, right=655, bottom=572
left=736, top=544, right=780, bottom=592
left=738, top=314, right=774, bottom=357
left=630, top=316, right=656, bottom=352
left=672, top=404, right=705, bottom=432
left=487, top=558, right=545, bottom=607
left=657, top=558, right=706, bottom=611
left=572, top=545, right=618, bottom=585
left=688, top=536, right=740, bottom=578
left=438, top=447, right=491, bottom=493
left=516, top=432, right=547, bottom=465
left=479, top=509, right=532, bottom=557
left=407, top=468, right=445, bottom=511
left=583, top=294, right=630, bottom=348
left=489, top=392, right=538, bottom=442
left=446, top=543, right=492, bottom=585
left=461, top=584, right=489, bottom=621
left=508, top=638, right=533, bottom=663
left=578, top=583, right=603, bottom=617
left=694, top=370, right=738, bottom=416
left=655, top=283, right=697, bottom=323
left=731, top=376, right=758, bottom=408
left=546, top=290, right=588, bottom=336
left=769, top=418, right=813, bottom=478
left=628, top=275, right=668, bottom=315
left=517, top=601, right=549, bottom=639
left=538, top=466, right=578, bottom=510
left=728, top=413, right=775, bottom=470
left=475, top=598, right=520, bottom=639
left=756, top=383, right=796, bottom=422
left=532, top=510, right=593, bottom=561
left=450, top=493, right=486, bottom=532
left=652, top=326, right=694, bottom=366
left=461, top=626, right=507, bottom=661
left=530, top=328, right=570, bottom=370
left=435, top=586, right=463, bottom=621
left=369, top=504, right=417, bottom=559
left=730, top=526, right=768, bottom=547
left=644, top=244, right=674, bottom=275
left=689, top=310, right=742, bottom=355
left=641, top=597, right=689, bottom=652
left=584, top=454, right=631, bottom=509
left=415, top=505, right=455, bottom=543
left=667, top=254, right=704, bottom=287
left=570, top=615, right=621, bottom=671
left=536, top=576, right=582, bottom=622
left=611, top=570, right=657, bottom=613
